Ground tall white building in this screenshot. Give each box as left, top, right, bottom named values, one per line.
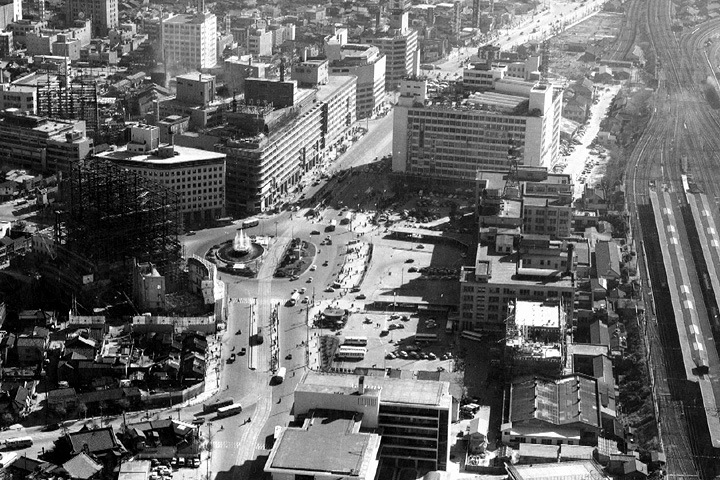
left=392, top=73, right=562, bottom=182
left=162, top=12, right=217, bottom=70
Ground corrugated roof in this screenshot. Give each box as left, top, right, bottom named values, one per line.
left=510, top=375, right=600, bottom=428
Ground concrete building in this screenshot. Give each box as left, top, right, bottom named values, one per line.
left=505, top=300, right=565, bottom=376
left=6, top=19, right=45, bottom=47
left=216, top=76, right=356, bottom=214
left=360, top=9, right=418, bottom=91
left=0, top=85, right=37, bottom=113
left=0, top=0, right=20, bottom=32
left=295, top=371, right=452, bottom=471
left=176, top=73, right=216, bottom=106
left=162, top=12, right=217, bottom=70
left=393, top=75, right=562, bottom=184
left=502, top=374, right=602, bottom=446
left=66, top=0, right=118, bottom=36
left=458, top=234, right=576, bottom=332
left=325, top=41, right=386, bottom=119
left=0, top=110, right=93, bottom=173
left=265, top=411, right=381, bottom=480
left=96, top=125, right=226, bottom=224
left=223, top=56, right=270, bottom=96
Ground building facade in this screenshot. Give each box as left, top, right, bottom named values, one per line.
left=458, top=234, right=576, bottom=332
left=393, top=75, right=562, bottom=183
left=96, top=125, right=226, bottom=224
left=326, top=43, right=386, bottom=119
left=0, top=110, right=93, bottom=173
left=361, top=10, right=418, bottom=91
left=66, top=0, right=118, bottom=36
left=162, top=12, right=217, bottom=70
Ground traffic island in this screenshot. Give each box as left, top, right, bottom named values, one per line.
left=273, top=238, right=317, bottom=278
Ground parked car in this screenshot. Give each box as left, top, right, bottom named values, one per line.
left=356, top=294, right=367, bottom=300
left=324, top=287, right=335, bottom=293
left=239, top=347, right=246, bottom=356
left=405, top=259, right=415, bottom=263
left=310, top=265, right=317, bottom=271
left=227, top=353, right=236, bottom=363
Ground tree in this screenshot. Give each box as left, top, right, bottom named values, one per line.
left=0, top=413, right=13, bottom=428
left=116, top=398, right=131, bottom=413
left=76, top=402, right=88, bottom=419
left=51, top=405, right=67, bottom=421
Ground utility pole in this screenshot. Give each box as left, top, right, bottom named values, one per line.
left=206, top=422, right=213, bottom=480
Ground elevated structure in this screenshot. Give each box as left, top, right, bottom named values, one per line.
left=54, top=159, right=182, bottom=291
left=36, top=79, right=99, bottom=137
left=505, top=300, right=565, bottom=376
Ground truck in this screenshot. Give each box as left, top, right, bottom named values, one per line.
left=216, top=403, right=243, bottom=418
left=203, top=398, right=235, bottom=414
left=287, top=291, right=300, bottom=307
left=273, top=367, right=287, bottom=384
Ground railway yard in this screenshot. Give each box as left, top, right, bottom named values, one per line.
left=616, top=0, right=720, bottom=477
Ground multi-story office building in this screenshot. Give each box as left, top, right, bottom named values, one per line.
left=361, top=7, right=418, bottom=91
left=0, top=0, right=20, bottom=31
left=295, top=371, right=452, bottom=471
left=96, top=125, right=226, bottom=225
left=325, top=40, right=386, bottom=119
left=458, top=234, right=576, bottom=332
left=522, top=196, right=573, bottom=238
left=223, top=56, right=270, bottom=95
left=162, top=12, right=217, bottom=70
left=216, top=75, right=356, bottom=214
left=66, top=0, right=118, bottom=36
left=0, top=110, right=93, bottom=173
left=393, top=73, right=562, bottom=183
left=0, top=85, right=37, bottom=113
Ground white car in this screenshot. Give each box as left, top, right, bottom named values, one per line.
left=310, top=265, right=317, bottom=271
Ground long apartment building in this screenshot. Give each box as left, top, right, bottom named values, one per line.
left=162, top=11, right=217, bottom=70
left=324, top=37, right=387, bottom=119
left=459, top=234, right=576, bottom=332
left=393, top=72, right=562, bottom=183
left=294, top=371, right=452, bottom=471
left=0, top=110, right=93, bottom=173
left=215, top=75, right=356, bottom=214
left=96, top=125, right=226, bottom=225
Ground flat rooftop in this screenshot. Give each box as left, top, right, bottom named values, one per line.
left=316, top=75, right=357, bottom=103
left=164, top=12, right=213, bottom=24
left=508, top=460, right=606, bottom=480
left=299, top=371, right=451, bottom=407
left=268, top=415, right=380, bottom=476
left=514, top=301, right=561, bottom=328
left=461, top=244, right=575, bottom=288
left=96, top=145, right=226, bottom=166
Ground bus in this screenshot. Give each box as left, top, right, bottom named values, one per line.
left=242, top=218, right=260, bottom=228
left=5, top=436, right=32, bottom=450
left=415, top=333, right=438, bottom=344
left=273, top=367, right=287, bottom=384
left=216, top=403, right=243, bottom=418
left=203, top=398, right=235, bottom=414
left=287, top=291, right=300, bottom=307
left=335, top=346, right=367, bottom=359
left=461, top=331, right=484, bottom=342
left=445, top=320, right=454, bottom=334
left=343, top=336, right=368, bottom=347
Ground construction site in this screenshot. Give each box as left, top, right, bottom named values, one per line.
left=49, top=159, right=183, bottom=305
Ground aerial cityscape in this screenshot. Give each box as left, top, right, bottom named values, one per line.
left=0, top=0, right=717, bottom=478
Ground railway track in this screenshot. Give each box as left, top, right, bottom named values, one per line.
left=625, top=0, right=720, bottom=475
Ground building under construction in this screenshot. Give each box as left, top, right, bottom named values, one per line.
left=53, top=159, right=183, bottom=296
left=36, top=79, right=99, bottom=137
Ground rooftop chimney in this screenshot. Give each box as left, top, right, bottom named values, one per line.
left=358, top=376, right=365, bottom=394
left=566, top=243, right=574, bottom=274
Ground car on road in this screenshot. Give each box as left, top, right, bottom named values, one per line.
left=285, top=353, right=293, bottom=360
left=323, top=261, right=329, bottom=266
left=324, top=286, right=335, bottom=293
left=428, top=352, right=437, bottom=360
left=405, top=259, right=415, bottom=263
left=192, top=418, right=205, bottom=426
left=417, top=244, right=425, bottom=249
left=239, top=347, right=246, bottom=356
left=306, top=277, right=313, bottom=283
left=302, top=296, right=309, bottom=303
left=299, top=288, right=306, bottom=294
left=386, top=352, right=396, bottom=359
left=186, top=231, right=196, bottom=236
left=310, top=265, right=317, bottom=271
left=228, top=353, right=236, bottom=363
left=356, top=294, right=367, bottom=300
left=311, top=230, right=320, bottom=235
left=408, top=267, right=417, bottom=272
left=44, top=423, right=61, bottom=431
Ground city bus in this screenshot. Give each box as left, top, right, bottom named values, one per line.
left=203, top=398, right=235, bottom=414
left=216, top=403, right=243, bottom=418
left=461, top=331, right=484, bottom=342
left=335, top=346, right=367, bottom=359
left=242, top=218, right=260, bottom=228
left=4, top=436, right=33, bottom=450
left=343, top=336, right=368, bottom=347
left=414, top=333, right=438, bottom=344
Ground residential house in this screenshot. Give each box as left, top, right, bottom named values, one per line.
left=181, top=352, right=205, bottom=381
left=76, top=387, right=141, bottom=414
left=7, top=456, right=55, bottom=480
left=581, top=186, right=610, bottom=215
left=0, top=180, right=17, bottom=199
left=595, top=241, right=622, bottom=281
left=62, top=453, right=103, bottom=480
left=64, top=335, right=98, bottom=361
left=18, top=310, right=57, bottom=328
left=16, top=328, right=49, bottom=364
left=0, top=383, right=32, bottom=418
left=563, top=96, right=590, bottom=124
left=47, top=387, right=79, bottom=411
left=53, top=426, right=127, bottom=469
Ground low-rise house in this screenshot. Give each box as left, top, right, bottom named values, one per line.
left=47, top=387, right=78, bottom=411
left=16, top=328, right=49, bottom=365
left=53, top=426, right=127, bottom=469
left=62, top=453, right=103, bottom=480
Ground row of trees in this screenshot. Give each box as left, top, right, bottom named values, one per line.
left=45, top=397, right=133, bottom=424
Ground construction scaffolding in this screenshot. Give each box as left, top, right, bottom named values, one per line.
left=36, top=79, right=99, bottom=137
left=54, top=159, right=183, bottom=291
